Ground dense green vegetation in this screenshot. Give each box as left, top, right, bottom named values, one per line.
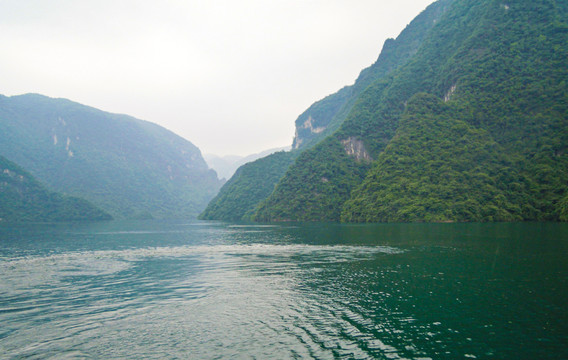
left=199, top=151, right=297, bottom=221
left=0, top=94, right=223, bottom=219
left=252, top=0, right=568, bottom=222
left=0, top=156, right=111, bottom=222
left=342, top=94, right=532, bottom=222
left=254, top=140, right=370, bottom=221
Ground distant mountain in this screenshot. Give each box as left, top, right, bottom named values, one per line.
left=204, top=146, right=290, bottom=180
left=0, top=94, right=223, bottom=219
left=204, top=154, right=243, bottom=181
left=199, top=151, right=297, bottom=221
left=0, top=155, right=111, bottom=222
left=204, top=0, right=568, bottom=223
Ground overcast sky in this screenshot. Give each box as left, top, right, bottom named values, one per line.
left=1, top=0, right=435, bottom=156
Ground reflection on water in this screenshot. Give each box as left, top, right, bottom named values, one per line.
left=0, top=221, right=567, bottom=359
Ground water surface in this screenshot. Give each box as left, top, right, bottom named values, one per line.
left=0, top=221, right=567, bottom=359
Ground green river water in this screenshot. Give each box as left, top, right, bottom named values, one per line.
left=0, top=221, right=566, bottom=359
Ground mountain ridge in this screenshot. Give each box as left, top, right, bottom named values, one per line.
left=291, top=0, right=456, bottom=151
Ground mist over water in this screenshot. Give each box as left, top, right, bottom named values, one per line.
left=1, top=221, right=567, bottom=359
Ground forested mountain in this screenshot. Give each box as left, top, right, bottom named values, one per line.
left=200, top=0, right=454, bottom=222
left=0, top=94, right=223, bottom=219
left=255, top=0, right=568, bottom=222
left=0, top=156, right=111, bottom=222
left=205, top=0, right=568, bottom=223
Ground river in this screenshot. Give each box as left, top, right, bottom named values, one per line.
left=0, top=221, right=567, bottom=359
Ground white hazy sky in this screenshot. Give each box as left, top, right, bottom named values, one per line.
left=1, top=0, right=434, bottom=156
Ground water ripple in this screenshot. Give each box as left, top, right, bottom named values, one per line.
left=0, top=242, right=407, bottom=359
left=4, top=222, right=563, bottom=359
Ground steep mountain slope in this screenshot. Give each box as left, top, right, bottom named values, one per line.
left=200, top=0, right=455, bottom=222
left=0, top=94, right=223, bottom=219
left=0, top=156, right=111, bottom=222
left=292, top=0, right=456, bottom=150
left=256, top=0, right=568, bottom=222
